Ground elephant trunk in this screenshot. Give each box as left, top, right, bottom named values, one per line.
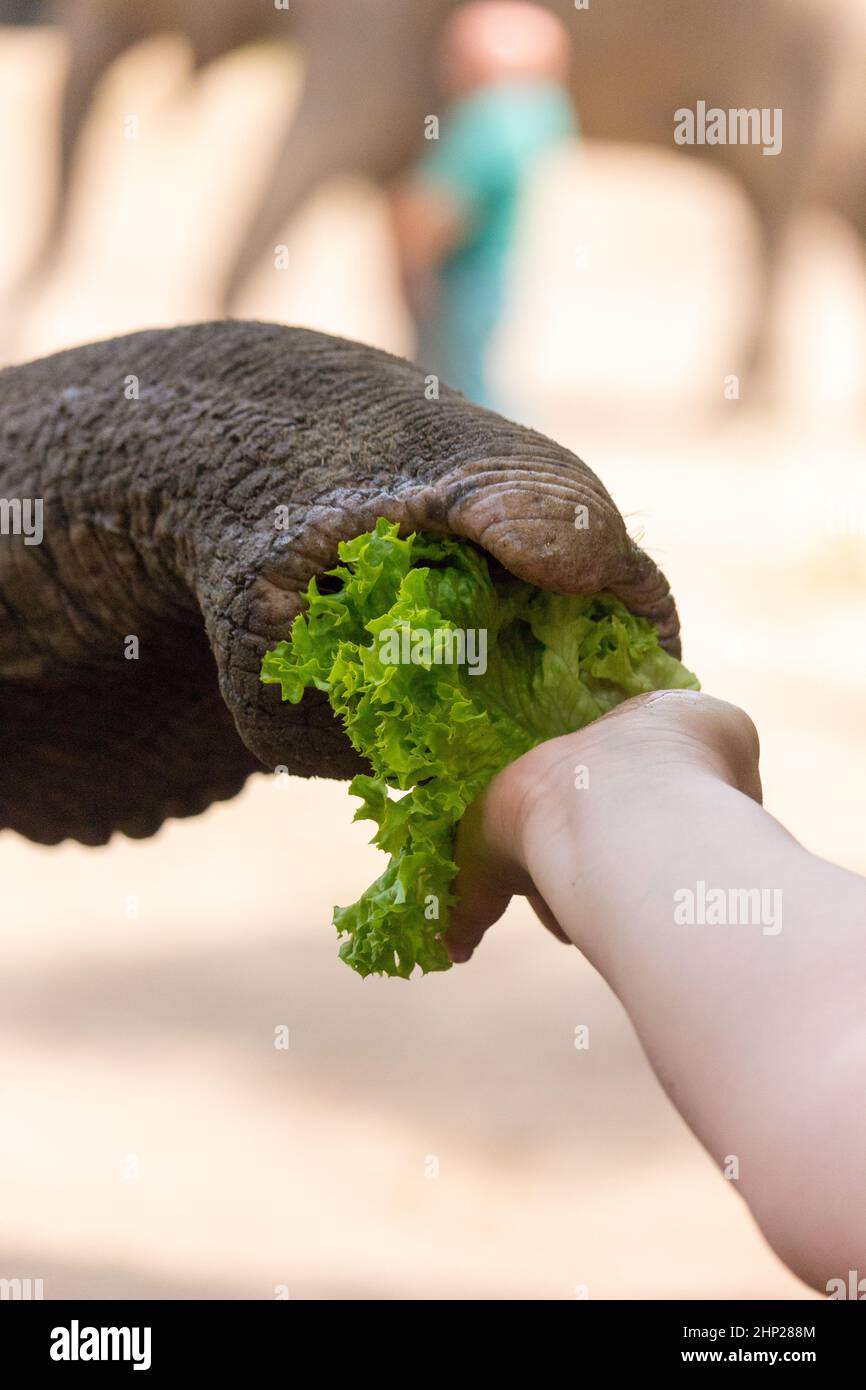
left=0, top=321, right=680, bottom=844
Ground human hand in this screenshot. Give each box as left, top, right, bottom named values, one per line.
left=444, top=690, right=762, bottom=962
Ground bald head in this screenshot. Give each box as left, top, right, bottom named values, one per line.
left=441, top=1, right=572, bottom=98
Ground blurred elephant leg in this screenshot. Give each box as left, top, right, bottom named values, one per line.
left=0, top=0, right=43, bottom=22
left=725, top=125, right=823, bottom=401
left=735, top=212, right=790, bottom=401
left=734, top=16, right=833, bottom=400
left=218, top=94, right=335, bottom=311
left=220, top=24, right=434, bottom=312
left=4, top=0, right=137, bottom=315
left=804, top=15, right=866, bottom=410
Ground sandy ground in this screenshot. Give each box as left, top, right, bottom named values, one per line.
left=1, top=26, right=864, bottom=1299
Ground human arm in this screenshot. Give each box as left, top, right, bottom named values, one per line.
left=446, top=691, right=866, bottom=1292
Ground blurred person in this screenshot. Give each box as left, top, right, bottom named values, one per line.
left=446, top=690, right=866, bottom=1294
left=390, top=0, right=577, bottom=408
left=2, top=0, right=854, bottom=399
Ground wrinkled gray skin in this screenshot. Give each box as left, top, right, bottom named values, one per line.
left=8, top=0, right=856, bottom=371
left=0, top=321, right=679, bottom=846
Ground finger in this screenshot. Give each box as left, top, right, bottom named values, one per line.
left=528, top=894, right=572, bottom=945
left=443, top=772, right=535, bottom=963
left=444, top=798, right=514, bottom=963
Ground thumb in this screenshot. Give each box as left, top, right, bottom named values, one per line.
left=443, top=758, right=546, bottom=963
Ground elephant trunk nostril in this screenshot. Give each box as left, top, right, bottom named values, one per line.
left=309, top=572, right=343, bottom=595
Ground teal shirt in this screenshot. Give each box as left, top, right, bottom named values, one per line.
left=416, top=79, right=577, bottom=405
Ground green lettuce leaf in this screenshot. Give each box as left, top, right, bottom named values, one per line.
left=261, top=518, right=698, bottom=979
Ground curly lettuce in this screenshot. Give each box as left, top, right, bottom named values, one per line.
left=261, top=518, right=698, bottom=978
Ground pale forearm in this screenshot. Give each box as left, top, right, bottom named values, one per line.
left=523, top=761, right=866, bottom=1288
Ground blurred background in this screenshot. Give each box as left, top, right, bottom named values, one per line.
left=1, top=0, right=864, bottom=1299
